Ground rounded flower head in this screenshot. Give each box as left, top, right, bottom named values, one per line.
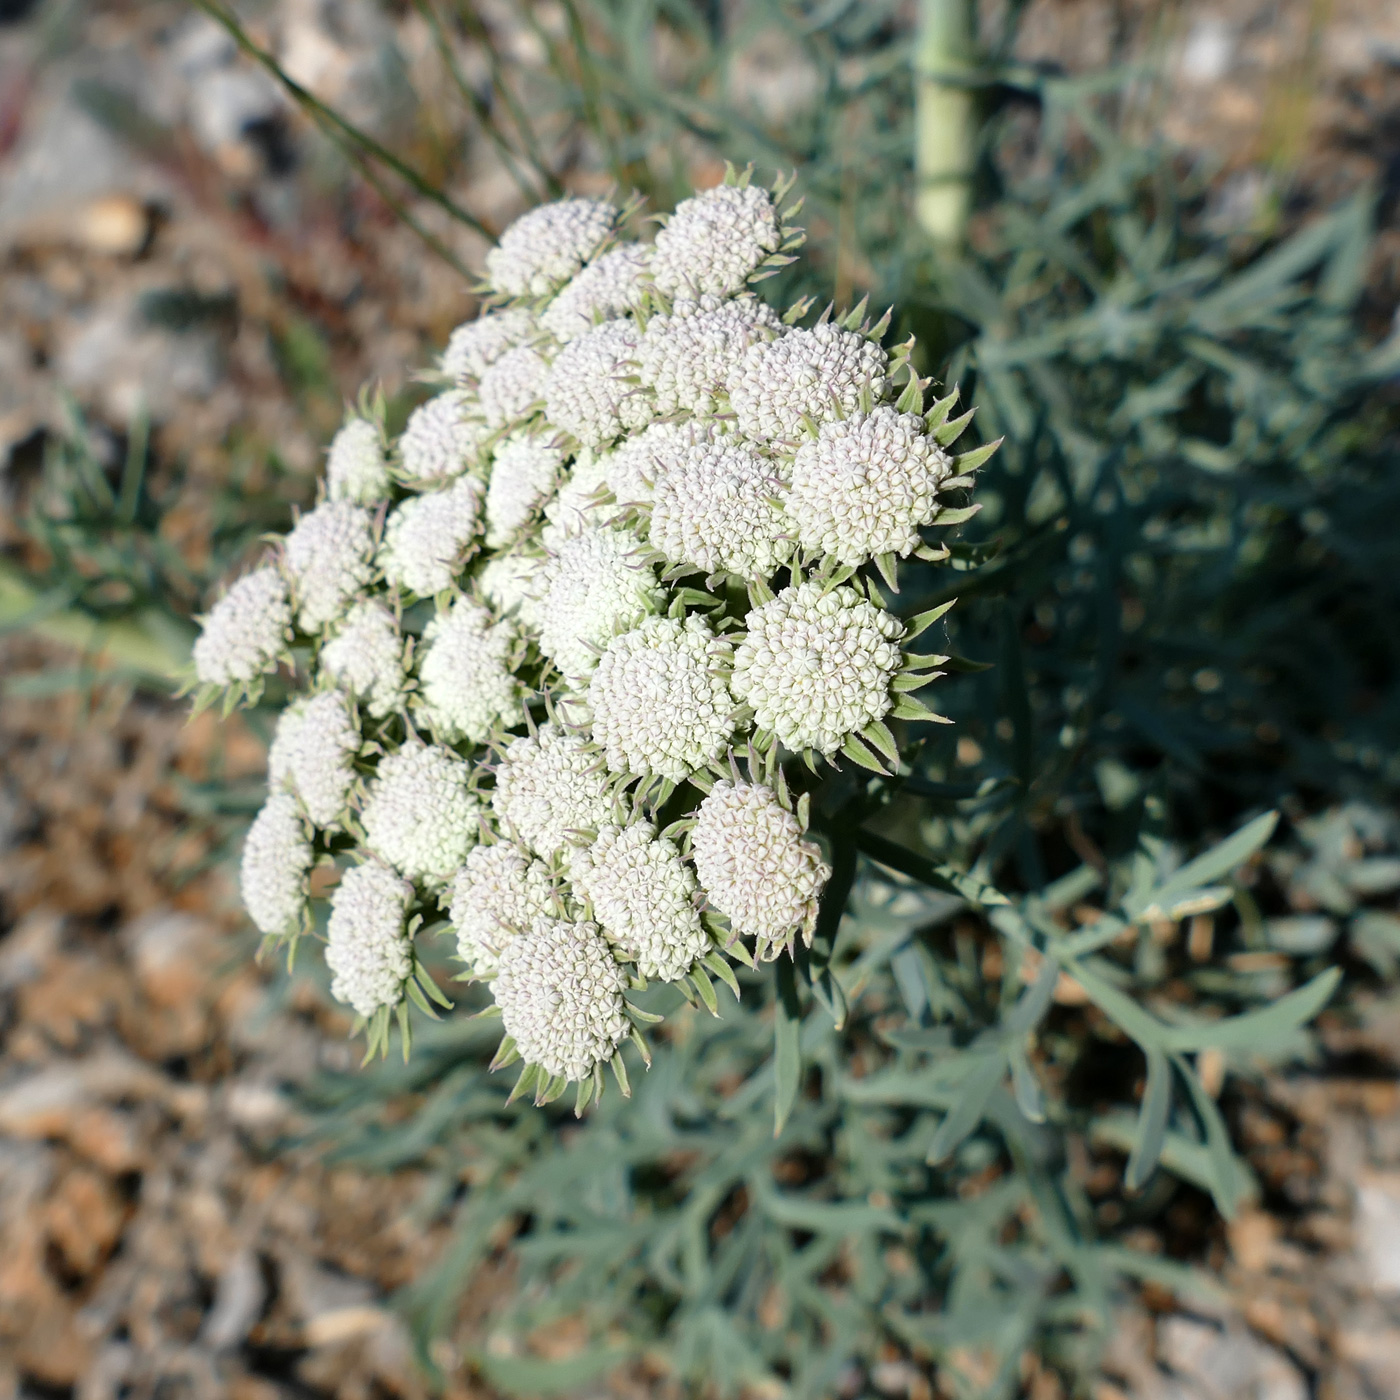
left=283, top=500, right=374, bottom=631
left=571, top=822, right=707, bottom=981
left=638, top=295, right=783, bottom=417
left=478, top=345, right=549, bottom=429
left=266, top=702, right=304, bottom=792
left=416, top=599, right=519, bottom=745
left=543, top=447, right=611, bottom=538
left=588, top=615, right=734, bottom=781
left=484, top=433, right=565, bottom=547
left=544, top=318, right=651, bottom=448
left=398, top=391, right=485, bottom=483
left=691, top=780, right=830, bottom=953
left=650, top=438, right=793, bottom=579
left=319, top=600, right=405, bottom=718
left=240, top=793, right=312, bottom=938
left=268, top=690, right=360, bottom=828
left=441, top=308, right=535, bottom=383
left=479, top=550, right=547, bottom=633
left=326, top=862, right=413, bottom=1019
left=327, top=417, right=389, bottom=504
left=537, top=525, right=660, bottom=680
left=541, top=244, right=650, bottom=342
left=360, top=743, right=479, bottom=885
left=492, top=917, right=629, bottom=1081
left=600, top=418, right=712, bottom=506
left=491, top=724, right=614, bottom=857
left=194, top=567, right=291, bottom=687
left=380, top=477, right=483, bottom=597
left=651, top=183, right=782, bottom=297
left=450, top=842, right=555, bottom=978
left=485, top=197, right=616, bottom=297
left=732, top=581, right=903, bottom=756
left=727, top=324, right=889, bottom=444
left=789, top=407, right=953, bottom=565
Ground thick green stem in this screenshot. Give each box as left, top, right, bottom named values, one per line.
left=915, top=0, right=977, bottom=247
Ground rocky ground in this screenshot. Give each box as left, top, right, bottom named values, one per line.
left=0, top=2, right=1398, bottom=1397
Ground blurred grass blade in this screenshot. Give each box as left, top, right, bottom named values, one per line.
left=1124, top=1046, right=1171, bottom=1191
left=1161, top=968, right=1342, bottom=1052
left=191, top=0, right=492, bottom=268
left=1173, top=1053, right=1244, bottom=1218
left=412, top=0, right=550, bottom=205
left=773, top=958, right=802, bottom=1136
left=1127, top=811, right=1279, bottom=919
left=926, top=1051, right=1005, bottom=1162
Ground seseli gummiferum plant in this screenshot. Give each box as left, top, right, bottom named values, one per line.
left=83, top=1, right=1377, bottom=1392
left=188, top=169, right=1346, bottom=1395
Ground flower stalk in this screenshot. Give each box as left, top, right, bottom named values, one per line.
left=915, top=0, right=978, bottom=247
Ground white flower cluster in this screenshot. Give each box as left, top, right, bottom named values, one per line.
left=545, top=318, right=649, bottom=447
left=536, top=525, right=660, bottom=681
left=651, top=437, right=791, bottom=578
left=478, top=345, right=548, bottom=428
left=441, top=307, right=534, bottom=382
left=492, top=724, right=613, bottom=857
left=326, top=862, right=413, bottom=1019
left=651, top=184, right=783, bottom=297
left=416, top=599, right=519, bottom=744
left=320, top=601, right=404, bottom=718
left=789, top=407, right=953, bottom=564
left=485, top=434, right=565, bottom=547
left=268, top=690, right=360, bottom=826
left=326, top=417, right=389, bottom=504
left=691, top=781, right=830, bottom=955
left=240, top=792, right=311, bottom=938
left=485, top=198, right=615, bottom=297
left=638, top=295, right=783, bottom=417
left=733, top=581, right=904, bottom=756
left=198, top=173, right=988, bottom=1100
left=380, top=476, right=483, bottom=597
left=572, top=823, right=707, bottom=981
left=493, top=916, right=629, bottom=1082
left=451, top=842, right=555, bottom=977
left=193, top=567, right=290, bottom=688
left=398, top=391, right=484, bottom=483
left=728, top=323, right=890, bottom=442
left=540, top=244, right=650, bottom=341
left=589, top=615, right=734, bottom=780
left=361, top=742, right=479, bottom=886
left=284, top=501, right=374, bottom=631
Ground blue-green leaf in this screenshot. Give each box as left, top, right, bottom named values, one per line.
left=1124, top=1046, right=1171, bottom=1191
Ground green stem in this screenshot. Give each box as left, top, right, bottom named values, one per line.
left=915, top=0, right=978, bottom=247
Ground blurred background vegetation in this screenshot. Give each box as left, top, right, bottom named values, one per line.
left=1, top=2, right=1399, bottom=1398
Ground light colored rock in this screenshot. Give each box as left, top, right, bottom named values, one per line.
left=278, top=1250, right=387, bottom=1347
left=54, top=293, right=220, bottom=423
left=1178, top=19, right=1234, bottom=85
left=1158, top=1315, right=1307, bottom=1400
left=0, top=87, right=159, bottom=252
left=1334, top=1319, right=1400, bottom=1396
left=1354, top=1170, right=1400, bottom=1293
left=123, top=909, right=215, bottom=1007
left=78, top=195, right=150, bottom=256
left=201, top=1248, right=266, bottom=1350
left=0, top=1052, right=168, bottom=1138
left=0, top=906, right=64, bottom=991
